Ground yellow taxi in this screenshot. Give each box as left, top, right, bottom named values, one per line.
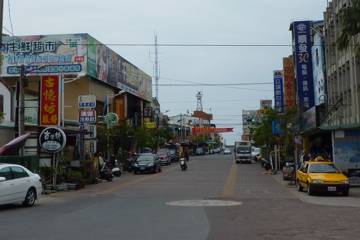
left=296, top=160, right=349, bottom=196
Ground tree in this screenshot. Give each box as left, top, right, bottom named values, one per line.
left=337, top=0, right=360, bottom=58
left=0, top=112, right=4, bottom=123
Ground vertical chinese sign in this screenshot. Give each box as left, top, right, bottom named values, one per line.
left=283, top=56, right=296, bottom=111
left=274, top=70, right=284, bottom=113
left=40, top=76, right=59, bottom=125
left=293, top=21, right=315, bottom=110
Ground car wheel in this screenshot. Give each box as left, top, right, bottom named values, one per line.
left=296, top=180, right=303, bottom=192
left=23, top=188, right=36, bottom=207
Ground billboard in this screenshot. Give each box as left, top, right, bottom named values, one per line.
left=87, top=36, right=152, bottom=101
left=273, top=70, right=284, bottom=113
left=40, top=76, right=60, bottom=126
left=283, top=56, right=296, bottom=110
left=293, top=21, right=315, bottom=110
left=1, top=34, right=88, bottom=76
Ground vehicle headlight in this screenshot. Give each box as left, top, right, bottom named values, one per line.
left=342, top=179, right=349, bottom=184
left=134, top=163, right=138, bottom=167
left=312, top=179, right=323, bottom=184
left=148, top=163, right=154, bottom=167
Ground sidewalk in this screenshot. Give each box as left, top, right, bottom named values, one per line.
left=272, top=171, right=360, bottom=208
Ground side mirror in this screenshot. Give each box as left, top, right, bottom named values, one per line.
left=0, top=177, right=6, bottom=182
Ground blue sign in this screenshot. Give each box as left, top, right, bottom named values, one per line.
left=293, top=21, right=315, bottom=110
left=272, top=120, right=283, bottom=136
left=273, top=70, right=284, bottom=113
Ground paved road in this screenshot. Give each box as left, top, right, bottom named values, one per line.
left=1, top=154, right=360, bottom=240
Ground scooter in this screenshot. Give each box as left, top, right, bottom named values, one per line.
left=112, top=159, right=122, bottom=177
left=100, top=162, right=113, bottom=182
left=180, top=158, right=187, bottom=171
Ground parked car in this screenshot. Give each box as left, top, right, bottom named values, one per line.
left=0, top=163, right=43, bottom=207
left=133, top=153, right=162, bottom=174
left=158, top=149, right=171, bottom=165
left=168, top=148, right=179, bottom=162
left=213, top=148, right=221, bottom=154
left=296, top=161, right=349, bottom=196
left=195, top=147, right=205, bottom=155
left=251, top=147, right=261, bottom=160
left=223, top=148, right=232, bottom=155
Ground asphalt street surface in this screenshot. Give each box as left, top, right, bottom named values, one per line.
left=1, top=154, right=360, bottom=240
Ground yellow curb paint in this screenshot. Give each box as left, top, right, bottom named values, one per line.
left=222, top=161, right=238, bottom=199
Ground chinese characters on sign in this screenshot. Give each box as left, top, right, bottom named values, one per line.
left=39, top=127, right=66, bottom=153
left=40, top=76, right=59, bottom=126
left=273, top=70, right=284, bottom=113
left=79, top=109, right=96, bottom=124
left=283, top=57, right=296, bottom=110
left=293, top=21, right=315, bottom=110
left=78, top=95, right=96, bottom=108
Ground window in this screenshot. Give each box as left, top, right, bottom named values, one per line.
left=11, top=166, right=29, bottom=179
left=0, top=167, right=13, bottom=180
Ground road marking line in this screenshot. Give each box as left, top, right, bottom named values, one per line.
left=222, top=161, right=238, bottom=199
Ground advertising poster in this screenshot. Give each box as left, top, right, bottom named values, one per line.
left=1, top=34, right=88, bottom=76
left=312, top=33, right=326, bottom=106
left=283, top=57, right=296, bottom=110
left=293, top=21, right=315, bottom=110
left=86, top=36, right=152, bottom=101
left=273, top=70, right=284, bottom=113
left=40, top=76, right=60, bottom=126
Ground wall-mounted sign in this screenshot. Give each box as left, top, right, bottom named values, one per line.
left=40, top=75, right=59, bottom=126
left=78, top=95, right=96, bottom=109
left=144, top=122, right=156, bottom=129
left=79, top=109, right=96, bottom=124
left=143, top=107, right=152, bottom=118
left=39, top=127, right=66, bottom=153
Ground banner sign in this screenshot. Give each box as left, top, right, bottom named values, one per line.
left=192, top=127, right=233, bottom=135
left=40, top=76, right=59, bottom=125
left=274, top=70, right=284, bottom=113
left=283, top=57, right=296, bottom=110
left=79, top=109, right=96, bottom=124
left=293, top=21, right=315, bottom=109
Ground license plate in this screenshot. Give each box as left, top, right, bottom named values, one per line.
left=140, top=167, right=145, bottom=170
left=328, top=186, right=337, bottom=192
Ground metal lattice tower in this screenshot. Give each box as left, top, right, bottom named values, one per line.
left=154, top=33, right=160, bottom=99
left=196, top=91, right=203, bottom=111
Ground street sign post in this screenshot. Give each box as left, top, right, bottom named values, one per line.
left=79, top=109, right=96, bottom=124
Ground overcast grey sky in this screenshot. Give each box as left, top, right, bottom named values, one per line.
left=4, top=0, right=328, bottom=143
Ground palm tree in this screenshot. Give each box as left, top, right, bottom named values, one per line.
left=337, top=0, right=360, bottom=58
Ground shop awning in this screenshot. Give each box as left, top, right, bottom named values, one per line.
left=0, top=133, right=31, bottom=156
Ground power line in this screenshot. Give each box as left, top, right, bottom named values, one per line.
left=158, top=82, right=272, bottom=86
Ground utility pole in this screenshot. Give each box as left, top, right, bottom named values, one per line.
left=0, top=0, right=4, bottom=69
left=154, top=33, right=159, bottom=100
left=18, top=65, right=26, bottom=156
